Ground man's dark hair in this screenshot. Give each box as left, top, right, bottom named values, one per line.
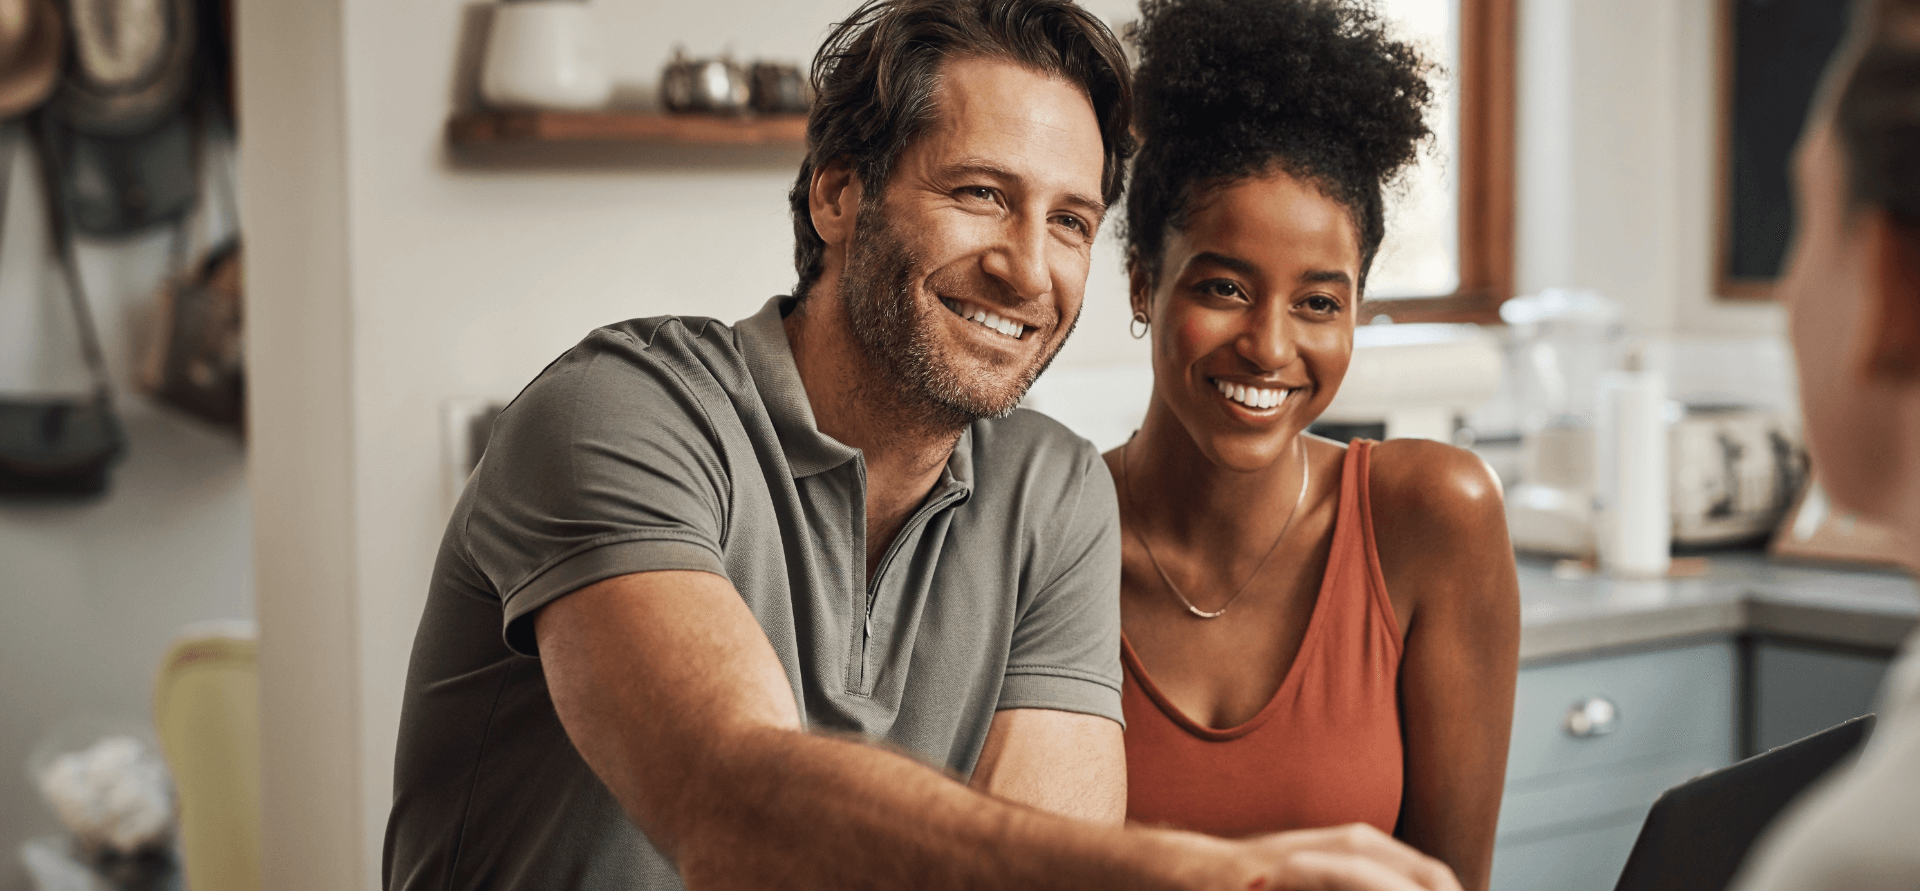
left=1836, top=0, right=1920, bottom=229
left=788, top=0, right=1134, bottom=300
left=1124, top=0, right=1434, bottom=292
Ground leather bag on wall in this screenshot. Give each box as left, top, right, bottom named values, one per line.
left=140, top=237, right=240, bottom=431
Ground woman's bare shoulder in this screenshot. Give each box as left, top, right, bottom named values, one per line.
left=1365, top=437, right=1505, bottom=528
left=1366, top=437, right=1519, bottom=637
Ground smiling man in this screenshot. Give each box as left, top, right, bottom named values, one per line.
left=382, top=2, right=1461, bottom=890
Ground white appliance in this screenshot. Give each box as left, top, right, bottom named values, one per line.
left=1318, top=323, right=1505, bottom=441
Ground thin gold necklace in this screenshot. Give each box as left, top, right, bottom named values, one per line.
left=1121, top=435, right=1309, bottom=619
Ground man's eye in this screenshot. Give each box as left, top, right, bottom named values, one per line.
left=961, top=186, right=996, bottom=201
left=1056, top=214, right=1088, bottom=234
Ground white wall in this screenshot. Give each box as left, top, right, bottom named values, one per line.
left=237, top=0, right=1789, bottom=887
left=0, top=131, right=251, bottom=890
left=1515, top=0, right=1784, bottom=338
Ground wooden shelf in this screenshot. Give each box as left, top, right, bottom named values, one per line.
left=447, top=110, right=807, bottom=147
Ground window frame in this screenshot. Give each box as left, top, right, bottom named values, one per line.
left=1360, top=0, right=1518, bottom=324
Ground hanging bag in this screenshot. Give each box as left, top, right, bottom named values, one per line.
left=139, top=106, right=241, bottom=432
left=0, top=116, right=126, bottom=497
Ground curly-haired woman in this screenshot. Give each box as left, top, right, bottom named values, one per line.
left=1108, top=1, right=1520, bottom=886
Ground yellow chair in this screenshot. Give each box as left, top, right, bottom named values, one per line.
left=153, top=620, right=260, bottom=891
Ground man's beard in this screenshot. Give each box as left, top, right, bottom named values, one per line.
left=837, top=197, right=1075, bottom=432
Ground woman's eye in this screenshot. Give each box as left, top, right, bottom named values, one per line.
left=1199, top=280, right=1244, bottom=299
left=1302, top=295, right=1342, bottom=315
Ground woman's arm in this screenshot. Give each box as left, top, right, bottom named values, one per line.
left=1368, top=439, right=1522, bottom=891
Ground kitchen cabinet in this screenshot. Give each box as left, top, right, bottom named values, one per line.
left=1491, top=641, right=1737, bottom=891
left=1492, top=554, right=1915, bottom=890
left=1749, top=638, right=1892, bottom=754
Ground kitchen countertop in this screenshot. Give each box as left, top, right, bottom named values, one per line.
left=1517, top=551, right=1920, bottom=663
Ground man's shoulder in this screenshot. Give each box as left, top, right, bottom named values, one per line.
left=970, top=406, right=1099, bottom=465
left=520, top=314, right=750, bottom=401
left=581, top=314, right=743, bottom=366
left=966, top=408, right=1113, bottom=519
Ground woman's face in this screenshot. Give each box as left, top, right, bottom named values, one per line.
left=1777, top=114, right=1902, bottom=519
left=1135, top=171, right=1362, bottom=472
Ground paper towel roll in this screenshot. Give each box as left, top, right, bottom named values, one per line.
left=1597, top=367, right=1671, bottom=579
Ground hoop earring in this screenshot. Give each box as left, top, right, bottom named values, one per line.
left=1130, top=312, right=1150, bottom=340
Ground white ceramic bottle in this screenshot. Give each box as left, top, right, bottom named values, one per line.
left=1595, top=346, right=1672, bottom=579
left=480, top=0, right=614, bottom=111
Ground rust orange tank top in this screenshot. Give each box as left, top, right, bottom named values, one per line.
left=1122, top=440, right=1403, bottom=838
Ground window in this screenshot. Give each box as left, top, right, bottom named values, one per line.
left=1364, top=0, right=1516, bottom=323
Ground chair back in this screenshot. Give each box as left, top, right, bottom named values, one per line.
left=153, top=619, right=259, bottom=891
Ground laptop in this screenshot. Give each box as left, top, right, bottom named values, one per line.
left=1611, top=713, right=1876, bottom=891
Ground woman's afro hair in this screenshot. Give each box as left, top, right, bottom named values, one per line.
left=1125, top=0, right=1436, bottom=290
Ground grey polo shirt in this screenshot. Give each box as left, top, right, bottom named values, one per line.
left=384, top=296, right=1123, bottom=891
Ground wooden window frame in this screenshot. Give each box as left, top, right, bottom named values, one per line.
left=1361, top=0, right=1518, bottom=324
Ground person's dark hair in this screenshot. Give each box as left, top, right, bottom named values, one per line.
left=1125, top=0, right=1434, bottom=292
left=788, top=0, right=1134, bottom=301
left=1835, top=0, right=1920, bottom=229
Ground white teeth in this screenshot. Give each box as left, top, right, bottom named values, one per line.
left=1215, top=379, right=1289, bottom=410
left=943, top=298, right=1025, bottom=340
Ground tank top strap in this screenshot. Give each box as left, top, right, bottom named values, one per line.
left=1340, top=439, right=1403, bottom=646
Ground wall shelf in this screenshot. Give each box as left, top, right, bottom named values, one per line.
left=446, top=110, right=808, bottom=147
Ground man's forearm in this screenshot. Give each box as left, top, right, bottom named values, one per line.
left=661, top=724, right=1238, bottom=891
left=542, top=573, right=1455, bottom=891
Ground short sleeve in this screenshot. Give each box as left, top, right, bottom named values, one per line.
left=996, top=443, right=1124, bottom=725
left=461, top=325, right=734, bottom=656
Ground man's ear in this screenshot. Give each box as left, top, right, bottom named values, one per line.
left=809, top=159, right=863, bottom=250
left=1863, top=212, right=1920, bottom=382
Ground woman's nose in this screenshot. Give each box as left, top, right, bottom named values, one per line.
left=1237, top=301, right=1296, bottom=370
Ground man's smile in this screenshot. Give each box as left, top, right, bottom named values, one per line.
left=940, top=297, right=1031, bottom=341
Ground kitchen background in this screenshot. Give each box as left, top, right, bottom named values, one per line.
left=0, top=0, right=1881, bottom=889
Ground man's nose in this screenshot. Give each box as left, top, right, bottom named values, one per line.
left=1238, top=299, right=1296, bottom=370
left=981, top=214, right=1052, bottom=302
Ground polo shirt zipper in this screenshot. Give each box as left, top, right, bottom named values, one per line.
left=857, top=487, right=965, bottom=692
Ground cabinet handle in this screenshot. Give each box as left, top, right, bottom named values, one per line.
left=1565, top=698, right=1618, bottom=738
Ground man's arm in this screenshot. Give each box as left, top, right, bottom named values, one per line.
left=970, top=708, right=1126, bottom=824
left=538, top=569, right=1465, bottom=891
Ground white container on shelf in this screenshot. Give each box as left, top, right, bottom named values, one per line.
left=480, top=0, right=613, bottom=111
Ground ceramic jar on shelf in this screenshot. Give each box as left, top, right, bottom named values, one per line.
left=480, top=0, right=613, bottom=111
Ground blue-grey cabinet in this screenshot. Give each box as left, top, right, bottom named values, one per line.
left=1750, top=640, right=1891, bottom=754
left=1491, top=642, right=1737, bottom=891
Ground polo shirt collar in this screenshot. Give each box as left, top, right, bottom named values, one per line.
left=734, top=295, right=975, bottom=501
left=736, top=296, right=859, bottom=478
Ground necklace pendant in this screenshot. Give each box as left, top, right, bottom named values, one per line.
left=1123, top=434, right=1312, bottom=624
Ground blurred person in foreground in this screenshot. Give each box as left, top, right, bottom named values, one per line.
left=382, top=0, right=1459, bottom=888
left=1732, top=0, right=1920, bottom=887
left=1109, top=1, right=1518, bottom=888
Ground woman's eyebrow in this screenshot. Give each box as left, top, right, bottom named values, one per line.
left=1186, top=251, right=1258, bottom=275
